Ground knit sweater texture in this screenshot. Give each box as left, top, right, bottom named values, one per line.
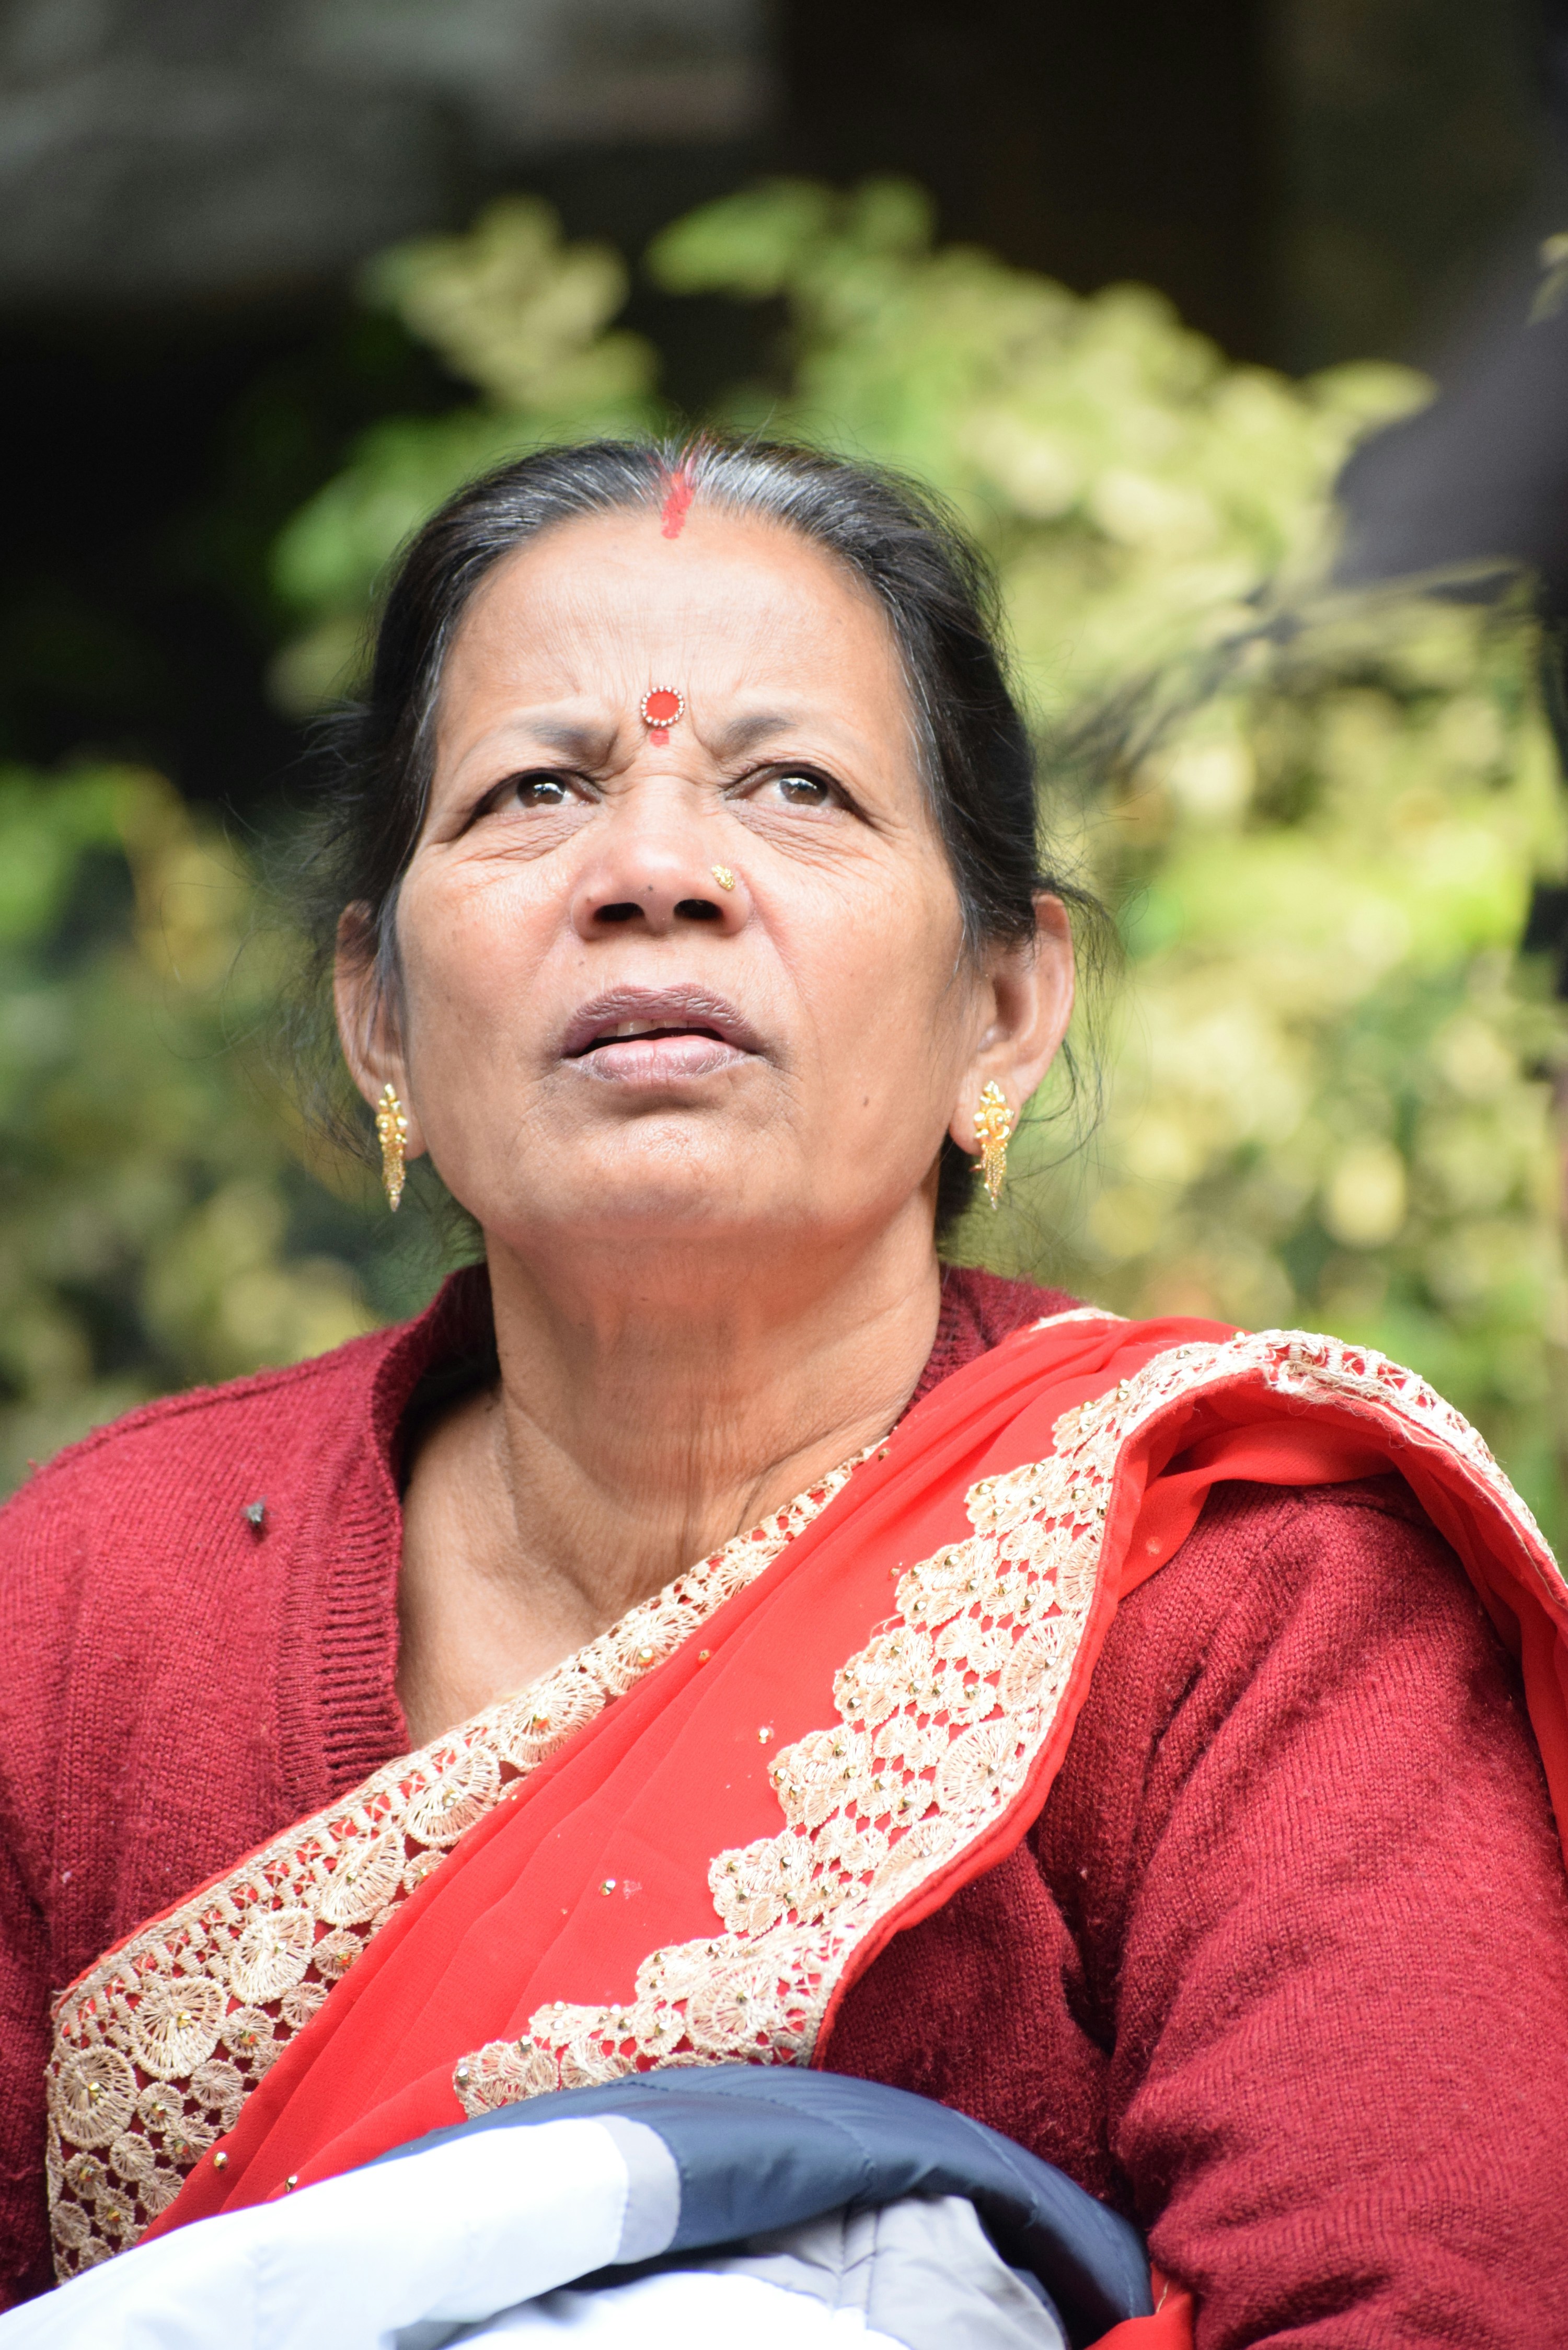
left=3, top=1267, right=1567, bottom=2342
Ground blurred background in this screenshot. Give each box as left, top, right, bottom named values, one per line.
left=6, top=0, right=1568, bottom=1534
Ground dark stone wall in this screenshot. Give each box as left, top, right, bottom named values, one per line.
left=777, top=0, right=1273, bottom=361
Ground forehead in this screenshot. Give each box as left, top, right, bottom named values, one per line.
left=441, top=503, right=910, bottom=719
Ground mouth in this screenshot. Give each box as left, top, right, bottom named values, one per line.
left=560, top=986, right=761, bottom=1083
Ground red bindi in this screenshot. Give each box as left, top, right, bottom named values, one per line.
left=640, top=685, right=685, bottom=746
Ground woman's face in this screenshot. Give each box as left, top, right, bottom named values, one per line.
left=338, top=504, right=1070, bottom=1283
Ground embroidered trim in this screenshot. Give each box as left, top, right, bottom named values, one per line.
left=454, top=1328, right=1554, bottom=2116
left=45, top=1457, right=866, bottom=2275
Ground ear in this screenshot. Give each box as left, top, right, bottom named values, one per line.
left=333, top=904, right=427, bottom=1161
left=947, top=894, right=1076, bottom=1155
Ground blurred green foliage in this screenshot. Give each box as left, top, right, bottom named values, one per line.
left=269, top=198, right=660, bottom=713
left=0, top=767, right=432, bottom=1492
left=8, top=182, right=1567, bottom=1533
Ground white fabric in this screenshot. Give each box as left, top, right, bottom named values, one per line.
left=0, top=2119, right=636, bottom=2350
left=464, top=2271, right=908, bottom=2347
left=684, top=2194, right=1066, bottom=2350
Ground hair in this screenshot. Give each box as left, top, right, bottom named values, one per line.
left=295, top=434, right=1102, bottom=1240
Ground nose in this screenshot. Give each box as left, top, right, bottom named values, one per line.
left=570, top=794, right=746, bottom=938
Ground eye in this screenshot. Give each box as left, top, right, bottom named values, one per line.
left=477, top=771, right=579, bottom=818
left=511, top=774, right=571, bottom=809
left=770, top=771, right=837, bottom=809
left=733, top=764, right=860, bottom=824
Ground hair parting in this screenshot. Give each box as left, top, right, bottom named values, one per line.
left=659, top=462, right=696, bottom=539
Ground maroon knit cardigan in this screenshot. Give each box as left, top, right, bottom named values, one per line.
left=3, top=1266, right=1567, bottom=2341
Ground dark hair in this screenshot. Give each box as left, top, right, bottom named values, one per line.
left=298, top=435, right=1099, bottom=1238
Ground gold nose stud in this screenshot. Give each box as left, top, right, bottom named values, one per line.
left=712, top=866, right=736, bottom=892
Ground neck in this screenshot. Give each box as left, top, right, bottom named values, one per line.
left=487, top=1208, right=943, bottom=1603
left=395, top=1208, right=943, bottom=1744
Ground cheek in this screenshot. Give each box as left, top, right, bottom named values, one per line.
left=395, top=865, right=543, bottom=1040
left=788, top=860, right=970, bottom=1096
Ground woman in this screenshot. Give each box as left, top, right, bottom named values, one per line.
left=3, top=440, right=1567, bottom=2342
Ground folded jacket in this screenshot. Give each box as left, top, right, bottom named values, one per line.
left=0, top=2067, right=1153, bottom=2348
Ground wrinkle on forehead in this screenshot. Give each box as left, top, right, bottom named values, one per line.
left=436, top=512, right=916, bottom=764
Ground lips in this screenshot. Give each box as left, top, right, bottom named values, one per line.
left=560, top=985, right=761, bottom=1081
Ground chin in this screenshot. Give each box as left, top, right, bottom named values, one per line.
left=488, top=1166, right=786, bottom=1252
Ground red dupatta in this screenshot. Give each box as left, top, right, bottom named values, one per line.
left=50, top=1311, right=1568, bottom=2329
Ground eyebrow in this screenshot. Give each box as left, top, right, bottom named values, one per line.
left=707, top=711, right=803, bottom=757
left=476, top=706, right=815, bottom=768
left=523, top=716, right=617, bottom=761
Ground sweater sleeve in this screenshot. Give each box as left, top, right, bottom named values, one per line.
left=0, top=1468, right=75, bottom=2310
left=0, top=1822, right=51, bottom=2307
left=1035, top=1479, right=1568, bottom=2347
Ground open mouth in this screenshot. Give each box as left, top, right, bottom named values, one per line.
left=572, top=1019, right=729, bottom=1055
left=561, top=989, right=759, bottom=1081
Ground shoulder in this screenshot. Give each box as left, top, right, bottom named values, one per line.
left=0, top=1334, right=390, bottom=1688
left=1050, top=1318, right=1551, bottom=1635
left=1093, top=1473, right=1508, bottom=1782
left=2, top=1325, right=394, bottom=1532
left=1149, top=1471, right=1461, bottom=1641
left=0, top=1319, right=401, bottom=1685
left=0, top=1312, right=417, bottom=1686
left=0, top=1255, right=495, bottom=1552
left=0, top=1316, right=423, bottom=1922
left=1038, top=1470, right=1552, bottom=1961
left=916, top=1265, right=1082, bottom=1401
left=0, top=1258, right=489, bottom=1666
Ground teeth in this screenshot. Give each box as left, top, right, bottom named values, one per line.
left=605, top=1020, right=657, bottom=1038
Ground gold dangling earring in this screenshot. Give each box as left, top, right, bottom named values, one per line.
left=375, top=1083, right=408, bottom=1212
left=973, top=1081, right=1014, bottom=1211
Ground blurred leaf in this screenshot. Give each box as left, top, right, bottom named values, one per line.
left=0, top=767, right=439, bottom=1492
left=269, top=200, right=662, bottom=707
left=648, top=179, right=840, bottom=296
left=361, top=198, right=652, bottom=414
